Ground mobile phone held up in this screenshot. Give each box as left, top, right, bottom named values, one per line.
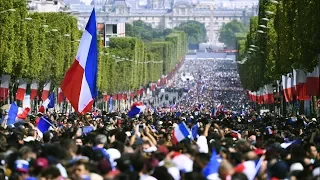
left=137, top=124, right=145, bottom=132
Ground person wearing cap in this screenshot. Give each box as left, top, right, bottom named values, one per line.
left=10, top=159, right=30, bottom=180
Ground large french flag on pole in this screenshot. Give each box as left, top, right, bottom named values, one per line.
left=60, top=9, right=98, bottom=114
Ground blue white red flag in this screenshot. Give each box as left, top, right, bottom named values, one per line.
left=37, top=117, right=53, bottom=133
left=7, top=102, right=30, bottom=125
left=172, top=122, right=192, bottom=143
left=234, top=157, right=263, bottom=180
left=39, top=93, right=55, bottom=113
left=60, top=9, right=98, bottom=114
left=128, top=102, right=146, bottom=118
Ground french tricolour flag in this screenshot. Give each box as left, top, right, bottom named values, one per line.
left=37, top=117, right=54, bottom=133
left=39, top=93, right=55, bottom=113
left=0, top=75, right=10, bottom=101
left=7, top=102, right=30, bottom=125
left=293, top=69, right=309, bottom=100
left=30, top=80, right=38, bottom=100
left=234, top=157, right=263, bottom=180
left=60, top=9, right=98, bottom=114
left=128, top=102, right=146, bottom=118
left=306, top=66, right=320, bottom=96
left=282, top=73, right=294, bottom=102
left=16, top=79, right=27, bottom=101
left=172, top=122, right=192, bottom=143
left=41, top=81, right=51, bottom=101
left=57, top=88, right=64, bottom=103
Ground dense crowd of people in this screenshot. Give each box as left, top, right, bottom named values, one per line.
left=175, top=59, right=247, bottom=112
left=0, top=58, right=319, bottom=180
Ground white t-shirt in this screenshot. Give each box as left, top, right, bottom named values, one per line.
left=197, top=135, right=209, bottom=153
left=140, top=174, right=157, bottom=180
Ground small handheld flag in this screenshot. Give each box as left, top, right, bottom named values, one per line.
left=172, top=122, right=192, bottom=143
left=37, top=117, right=53, bottom=133
left=128, top=102, right=146, bottom=118
left=7, top=103, right=30, bottom=125
left=203, top=149, right=220, bottom=179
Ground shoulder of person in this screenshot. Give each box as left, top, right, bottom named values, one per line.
left=90, top=173, right=104, bottom=180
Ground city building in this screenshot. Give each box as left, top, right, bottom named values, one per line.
left=65, top=0, right=258, bottom=46
left=97, top=21, right=126, bottom=46
left=27, top=0, right=66, bottom=12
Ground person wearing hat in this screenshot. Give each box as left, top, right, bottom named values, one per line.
left=10, top=159, right=30, bottom=180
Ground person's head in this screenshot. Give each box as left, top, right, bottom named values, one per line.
left=60, top=139, right=78, bottom=158
left=152, top=166, right=174, bottom=180
left=14, top=159, right=29, bottom=179
left=74, top=160, right=90, bottom=178
left=305, top=143, right=318, bottom=159
left=142, top=141, right=152, bottom=152
left=219, top=160, right=234, bottom=180
left=75, top=137, right=83, bottom=146
left=95, top=134, right=107, bottom=147
left=231, top=172, right=248, bottom=180
left=27, top=128, right=37, bottom=138
left=39, top=166, right=61, bottom=180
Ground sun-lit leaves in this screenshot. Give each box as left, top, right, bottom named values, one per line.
left=237, top=0, right=320, bottom=91
left=0, top=0, right=187, bottom=95
left=0, top=0, right=80, bottom=88
left=98, top=31, right=187, bottom=94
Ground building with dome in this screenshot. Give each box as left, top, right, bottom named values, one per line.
left=68, top=0, right=258, bottom=46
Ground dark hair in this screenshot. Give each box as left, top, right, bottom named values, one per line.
left=152, top=166, right=174, bottom=180
left=232, top=173, right=248, bottom=180
left=39, top=166, right=61, bottom=179
left=184, top=172, right=206, bottom=180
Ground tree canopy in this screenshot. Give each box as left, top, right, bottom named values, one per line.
left=126, top=20, right=207, bottom=45
left=237, top=0, right=320, bottom=91
left=99, top=31, right=188, bottom=94
left=0, top=0, right=80, bottom=89
left=126, top=20, right=173, bottom=41
left=174, top=21, right=207, bottom=44
left=0, top=1, right=188, bottom=98
left=219, top=20, right=248, bottom=48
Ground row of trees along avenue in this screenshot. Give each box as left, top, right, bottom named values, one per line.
left=236, top=0, right=320, bottom=109
left=0, top=0, right=188, bottom=99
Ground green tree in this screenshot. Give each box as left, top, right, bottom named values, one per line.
left=175, top=21, right=207, bottom=44
left=219, top=20, right=248, bottom=48
left=126, top=21, right=176, bottom=41
left=125, top=20, right=157, bottom=41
